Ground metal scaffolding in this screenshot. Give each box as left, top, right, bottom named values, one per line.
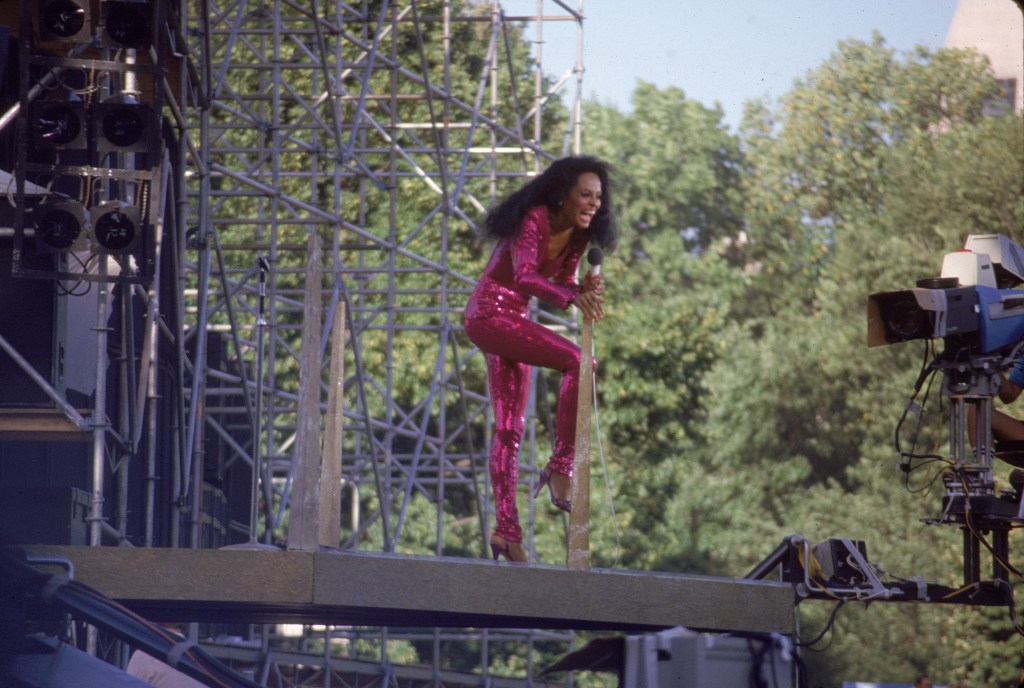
left=181, top=0, right=585, bottom=552
left=1, top=0, right=586, bottom=682
left=176, top=0, right=586, bottom=684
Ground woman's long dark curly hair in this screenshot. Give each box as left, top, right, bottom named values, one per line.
left=482, top=156, right=617, bottom=250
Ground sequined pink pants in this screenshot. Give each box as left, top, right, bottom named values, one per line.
left=465, top=282, right=580, bottom=544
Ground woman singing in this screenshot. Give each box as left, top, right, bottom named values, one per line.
left=464, top=156, right=617, bottom=563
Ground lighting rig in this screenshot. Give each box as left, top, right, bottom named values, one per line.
left=11, top=0, right=165, bottom=285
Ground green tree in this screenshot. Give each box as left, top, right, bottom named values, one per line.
left=584, top=80, right=746, bottom=253
left=578, top=34, right=1022, bottom=685
left=579, top=83, right=746, bottom=569
left=736, top=34, right=1003, bottom=317
left=683, top=36, right=1022, bottom=685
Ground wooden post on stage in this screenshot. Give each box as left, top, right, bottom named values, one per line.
left=288, top=234, right=324, bottom=552
left=567, top=248, right=602, bottom=570
left=319, top=302, right=346, bottom=548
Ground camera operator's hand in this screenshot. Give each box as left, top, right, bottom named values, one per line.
left=1000, top=376, right=1023, bottom=404
left=999, top=357, right=1024, bottom=404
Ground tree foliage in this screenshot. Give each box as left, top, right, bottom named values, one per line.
left=584, top=80, right=746, bottom=252
left=580, top=34, right=1024, bottom=686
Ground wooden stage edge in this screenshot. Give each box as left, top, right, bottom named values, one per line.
left=22, top=545, right=796, bottom=635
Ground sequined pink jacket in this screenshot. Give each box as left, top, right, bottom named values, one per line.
left=468, top=205, right=590, bottom=316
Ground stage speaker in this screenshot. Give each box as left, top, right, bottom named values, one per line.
left=0, top=238, right=98, bottom=408
left=0, top=486, right=90, bottom=546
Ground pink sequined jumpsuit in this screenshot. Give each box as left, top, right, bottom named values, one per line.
left=464, top=205, right=590, bottom=544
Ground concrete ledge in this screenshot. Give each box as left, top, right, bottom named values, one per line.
left=24, top=545, right=795, bottom=634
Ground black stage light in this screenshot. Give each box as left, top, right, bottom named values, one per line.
left=92, top=202, right=141, bottom=254
left=39, top=0, right=91, bottom=43
left=96, top=95, right=153, bottom=153
left=101, top=0, right=152, bottom=50
left=33, top=202, right=88, bottom=253
left=30, top=96, right=88, bottom=150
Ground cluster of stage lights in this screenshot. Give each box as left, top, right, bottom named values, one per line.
left=39, top=0, right=152, bottom=49
left=33, top=202, right=141, bottom=255
left=29, top=0, right=154, bottom=256
left=32, top=94, right=151, bottom=152
left=29, top=91, right=148, bottom=254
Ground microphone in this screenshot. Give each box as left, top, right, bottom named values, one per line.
left=586, top=247, right=603, bottom=277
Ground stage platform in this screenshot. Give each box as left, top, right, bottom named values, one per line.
left=23, top=545, right=795, bottom=634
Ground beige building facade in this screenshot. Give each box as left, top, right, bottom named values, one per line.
left=946, top=0, right=1024, bottom=113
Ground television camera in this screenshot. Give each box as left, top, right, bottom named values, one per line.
left=868, top=233, right=1024, bottom=355
left=868, top=233, right=1024, bottom=586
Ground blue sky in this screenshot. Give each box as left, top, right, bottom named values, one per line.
left=514, top=0, right=961, bottom=130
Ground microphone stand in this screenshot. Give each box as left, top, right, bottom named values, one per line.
left=249, top=257, right=270, bottom=544
left=568, top=249, right=602, bottom=569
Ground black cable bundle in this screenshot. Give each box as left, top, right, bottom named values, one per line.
left=2, top=549, right=263, bottom=688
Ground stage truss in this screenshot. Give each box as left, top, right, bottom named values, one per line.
left=1, top=0, right=588, bottom=681
left=177, top=0, right=586, bottom=684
